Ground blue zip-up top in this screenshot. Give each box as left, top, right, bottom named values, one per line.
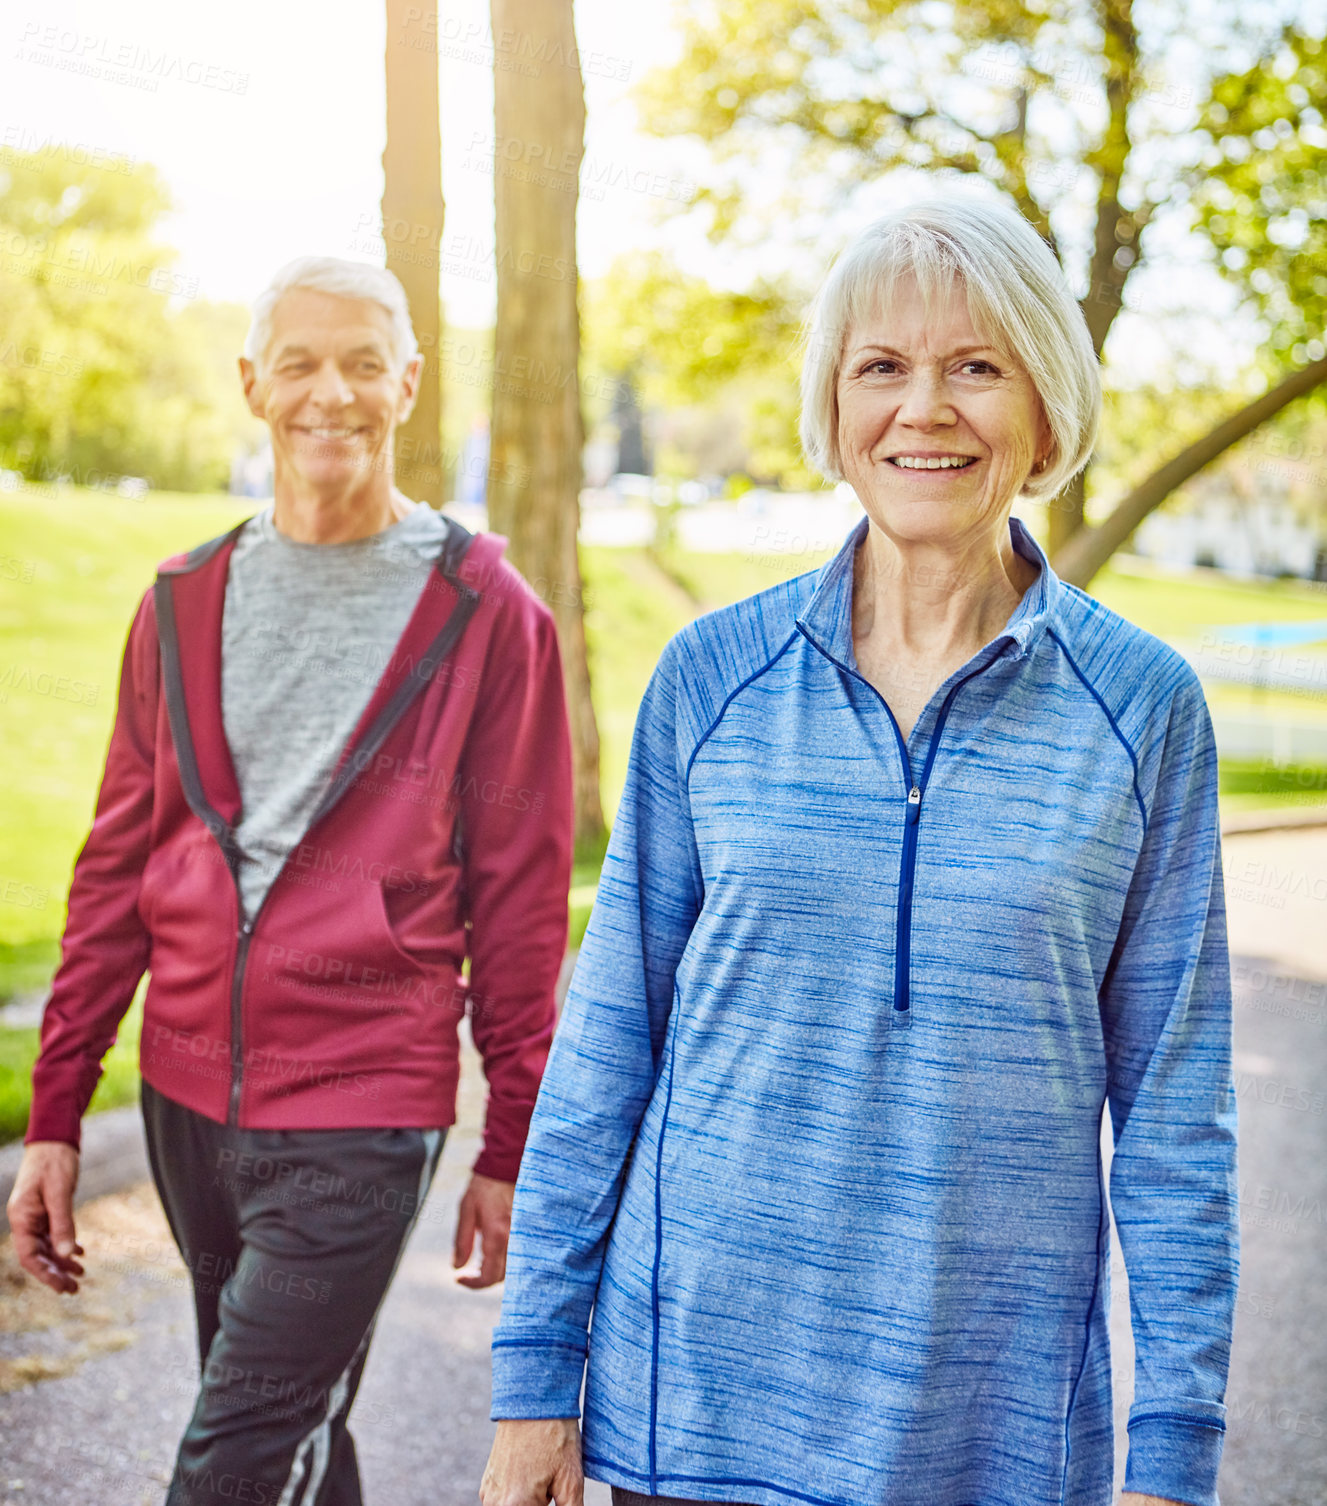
left=491, top=514, right=1239, bottom=1506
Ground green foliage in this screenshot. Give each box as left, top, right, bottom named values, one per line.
left=0, top=148, right=173, bottom=244
left=639, top=0, right=1111, bottom=259
left=0, top=147, right=261, bottom=492
left=641, top=3, right=1327, bottom=362
left=1189, top=27, right=1327, bottom=370
left=581, top=251, right=814, bottom=484
left=635, top=2, right=1327, bottom=575
left=582, top=250, right=802, bottom=410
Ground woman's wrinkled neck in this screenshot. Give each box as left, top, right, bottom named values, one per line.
left=851, top=515, right=1040, bottom=659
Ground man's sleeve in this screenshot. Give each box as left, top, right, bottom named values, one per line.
left=489, top=636, right=702, bottom=1418
left=460, top=584, right=574, bottom=1184
left=26, top=591, right=159, bottom=1148
left=1100, top=673, right=1239, bottom=1506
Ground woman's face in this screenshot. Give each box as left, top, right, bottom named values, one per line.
left=835, top=274, right=1050, bottom=549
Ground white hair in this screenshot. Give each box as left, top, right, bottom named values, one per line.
left=798, top=194, right=1101, bottom=501
left=243, top=256, right=418, bottom=371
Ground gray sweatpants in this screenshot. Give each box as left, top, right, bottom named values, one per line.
left=142, top=1079, right=444, bottom=1505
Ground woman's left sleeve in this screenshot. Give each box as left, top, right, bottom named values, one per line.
left=1099, top=672, right=1239, bottom=1506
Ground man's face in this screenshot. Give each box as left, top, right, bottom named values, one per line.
left=240, top=289, right=420, bottom=495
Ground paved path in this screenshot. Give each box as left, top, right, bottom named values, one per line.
left=1, top=829, right=1324, bottom=1504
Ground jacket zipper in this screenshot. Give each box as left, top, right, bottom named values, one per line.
left=229, top=919, right=250, bottom=1124
left=174, top=809, right=261, bottom=1127
left=186, top=812, right=273, bottom=1127
left=226, top=878, right=272, bottom=1126
left=795, top=624, right=1012, bottom=1028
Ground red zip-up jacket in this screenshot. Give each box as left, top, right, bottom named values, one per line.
left=26, top=515, right=574, bottom=1182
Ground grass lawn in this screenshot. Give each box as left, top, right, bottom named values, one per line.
left=1, top=485, right=1324, bottom=1140
left=1087, top=562, right=1327, bottom=641
left=0, top=993, right=144, bottom=1145
left=0, top=486, right=252, bottom=933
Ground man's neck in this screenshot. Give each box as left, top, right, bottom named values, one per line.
left=270, top=478, right=414, bottom=544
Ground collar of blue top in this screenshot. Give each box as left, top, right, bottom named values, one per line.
left=795, top=511, right=1062, bottom=670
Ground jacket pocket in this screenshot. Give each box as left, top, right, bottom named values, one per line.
left=372, top=879, right=424, bottom=973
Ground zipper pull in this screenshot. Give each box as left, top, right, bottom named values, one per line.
left=906, top=785, right=922, bottom=824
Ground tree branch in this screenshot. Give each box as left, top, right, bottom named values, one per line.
left=1051, top=354, right=1327, bottom=586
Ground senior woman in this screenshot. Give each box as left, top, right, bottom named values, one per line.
left=480, top=195, right=1238, bottom=1506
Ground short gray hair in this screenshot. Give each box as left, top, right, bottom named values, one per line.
left=243, top=256, right=419, bottom=372
left=798, top=195, right=1101, bottom=501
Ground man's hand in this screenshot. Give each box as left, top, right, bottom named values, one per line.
left=480, top=1417, right=583, bottom=1506
left=5, top=1141, right=84, bottom=1294
left=453, top=1172, right=515, bottom=1289
left=1119, top=1494, right=1193, bottom=1505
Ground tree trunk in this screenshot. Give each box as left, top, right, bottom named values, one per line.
left=1051, top=355, right=1327, bottom=587
left=382, top=0, right=444, bottom=505
left=1049, top=0, right=1145, bottom=550
left=488, top=0, right=604, bottom=849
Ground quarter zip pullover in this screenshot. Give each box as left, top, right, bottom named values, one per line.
left=491, top=513, right=1239, bottom=1506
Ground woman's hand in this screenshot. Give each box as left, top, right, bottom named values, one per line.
left=479, top=1417, right=583, bottom=1506
left=1119, top=1494, right=1192, bottom=1505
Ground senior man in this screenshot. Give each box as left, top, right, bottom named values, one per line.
left=7, top=256, right=573, bottom=1505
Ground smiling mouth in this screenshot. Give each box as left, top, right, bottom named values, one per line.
left=887, top=455, right=978, bottom=470
left=297, top=425, right=365, bottom=441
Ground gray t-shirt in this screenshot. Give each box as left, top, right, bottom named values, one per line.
left=220, top=502, right=453, bottom=919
